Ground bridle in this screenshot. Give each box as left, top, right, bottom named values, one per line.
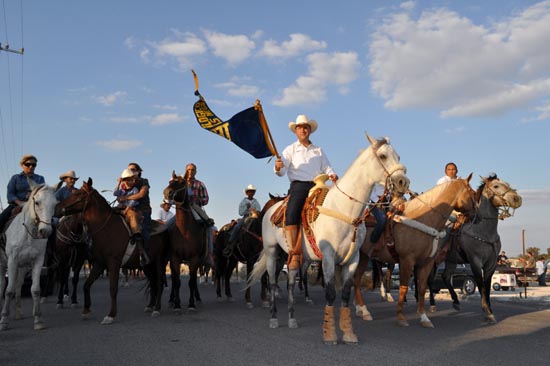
left=22, top=184, right=54, bottom=238
left=483, top=180, right=517, bottom=220
left=60, top=186, right=113, bottom=236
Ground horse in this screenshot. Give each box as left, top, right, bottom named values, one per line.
left=438, top=174, right=522, bottom=323
left=0, top=182, right=57, bottom=331
left=215, top=194, right=283, bottom=308
left=53, top=214, right=90, bottom=308
left=55, top=178, right=168, bottom=324
left=353, top=175, right=478, bottom=328
left=162, top=172, right=211, bottom=313
left=248, top=134, right=409, bottom=345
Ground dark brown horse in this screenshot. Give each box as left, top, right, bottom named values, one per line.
left=214, top=194, right=284, bottom=308
left=56, top=178, right=168, bottom=324
left=162, top=172, right=209, bottom=312
left=53, top=214, right=90, bottom=309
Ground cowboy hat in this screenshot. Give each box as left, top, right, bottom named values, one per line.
left=160, top=199, right=172, bottom=208
left=288, top=114, right=318, bottom=133
left=20, top=154, right=37, bottom=165
left=120, top=168, right=135, bottom=180
left=59, top=170, right=79, bottom=181
left=244, top=184, right=256, bottom=194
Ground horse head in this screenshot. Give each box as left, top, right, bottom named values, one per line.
left=56, top=178, right=94, bottom=217
left=365, top=133, right=410, bottom=196
left=25, top=181, right=57, bottom=239
left=163, top=171, right=189, bottom=206
left=480, top=174, right=522, bottom=219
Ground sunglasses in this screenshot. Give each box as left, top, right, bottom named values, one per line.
left=24, top=162, right=37, bottom=167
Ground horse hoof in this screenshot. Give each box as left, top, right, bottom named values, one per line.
left=34, top=322, right=46, bottom=330
left=40, top=297, right=47, bottom=304
left=101, top=316, right=115, bottom=325
left=246, top=302, right=254, bottom=309
left=343, top=335, right=359, bottom=345
left=421, top=320, right=434, bottom=328
left=261, top=301, right=270, bottom=308
left=81, top=312, right=91, bottom=320
left=269, top=319, right=279, bottom=328
left=173, top=308, right=182, bottom=316
left=151, top=311, right=160, bottom=318
left=452, top=303, right=461, bottom=311
left=429, top=305, right=437, bottom=313
left=288, top=318, right=298, bottom=328
left=305, top=298, right=314, bottom=305
left=187, top=307, right=197, bottom=313
left=485, top=315, right=497, bottom=325
left=227, top=297, right=234, bottom=303
left=362, top=313, right=374, bottom=321
left=144, top=306, right=153, bottom=313
left=397, top=319, right=409, bottom=327
left=323, top=340, right=338, bottom=346
left=64, top=294, right=70, bottom=300
left=56, top=304, right=63, bottom=310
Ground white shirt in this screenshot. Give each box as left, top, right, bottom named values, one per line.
left=436, top=175, right=455, bottom=185
left=369, top=183, right=385, bottom=202
left=275, top=140, right=336, bottom=182
left=536, top=260, right=545, bottom=276
left=158, top=209, right=174, bottom=222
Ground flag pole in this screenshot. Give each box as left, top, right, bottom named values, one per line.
left=254, top=100, right=280, bottom=159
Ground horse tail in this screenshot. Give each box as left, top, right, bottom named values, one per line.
left=246, top=251, right=266, bottom=289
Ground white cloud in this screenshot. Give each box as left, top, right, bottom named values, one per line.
left=400, top=1, right=416, bottom=11
left=259, top=33, right=327, bottom=58
left=153, top=104, right=178, bottom=110
left=203, top=30, right=255, bottom=66
left=95, top=139, right=142, bottom=151
left=124, top=36, right=137, bottom=50
left=522, top=99, right=550, bottom=123
left=143, top=31, right=207, bottom=68
left=93, top=91, right=127, bottom=106
left=108, top=116, right=141, bottom=123
left=215, top=80, right=260, bottom=97
left=368, top=1, right=550, bottom=118
left=274, top=52, right=360, bottom=106
left=150, top=113, right=184, bottom=126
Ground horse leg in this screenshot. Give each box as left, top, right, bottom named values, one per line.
left=264, top=246, right=279, bottom=328
left=339, top=266, right=359, bottom=344
left=384, top=263, right=395, bottom=302
left=352, top=252, right=373, bottom=321
left=0, top=260, right=18, bottom=330
left=57, top=262, right=69, bottom=309
left=322, top=256, right=337, bottom=345
left=14, top=268, right=25, bottom=320
left=414, top=263, right=435, bottom=328
left=30, top=260, right=46, bottom=330
left=427, top=264, right=437, bottom=312
left=302, top=262, right=313, bottom=304
left=481, top=273, right=496, bottom=324
left=442, top=262, right=460, bottom=310
left=82, top=263, right=104, bottom=319
left=101, top=263, right=120, bottom=325
left=225, top=259, right=236, bottom=302
left=187, top=264, right=199, bottom=310
left=396, top=263, right=413, bottom=327
left=260, top=272, right=270, bottom=308
left=71, top=260, right=83, bottom=307
left=245, top=261, right=254, bottom=309
left=287, top=266, right=299, bottom=329
left=169, top=260, right=182, bottom=313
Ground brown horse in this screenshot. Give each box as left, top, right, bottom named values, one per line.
left=162, top=172, right=210, bottom=312
left=353, top=175, right=478, bottom=327
left=53, top=214, right=90, bottom=309
left=56, top=178, right=168, bottom=324
left=215, top=194, right=284, bottom=308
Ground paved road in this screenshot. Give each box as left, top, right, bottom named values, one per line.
left=1, top=275, right=549, bottom=366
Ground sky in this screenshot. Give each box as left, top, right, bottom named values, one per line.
left=1, top=0, right=549, bottom=257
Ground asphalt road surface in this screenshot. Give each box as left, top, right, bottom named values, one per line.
left=1, top=274, right=549, bottom=366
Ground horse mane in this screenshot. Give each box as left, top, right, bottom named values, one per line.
left=476, top=173, right=498, bottom=202
left=403, top=182, right=448, bottom=213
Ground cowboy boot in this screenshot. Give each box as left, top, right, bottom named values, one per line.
left=284, top=225, right=300, bottom=271
left=339, top=306, right=358, bottom=344
left=322, top=305, right=337, bottom=345
left=134, top=234, right=150, bottom=266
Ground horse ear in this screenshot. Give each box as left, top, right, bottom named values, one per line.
left=365, top=133, right=376, bottom=146
left=172, top=170, right=177, bottom=180
left=27, top=177, right=39, bottom=191
left=465, top=173, right=473, bottom=183
left=85, top=177, right=93, bottom=187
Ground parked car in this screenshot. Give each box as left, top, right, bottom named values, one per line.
left=430, top=263, right=477, bottom=295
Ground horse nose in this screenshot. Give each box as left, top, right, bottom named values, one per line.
left=39, top=226, right=53, bottom=239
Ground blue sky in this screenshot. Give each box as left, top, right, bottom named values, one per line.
left=1, top=0, right=549, bottom=256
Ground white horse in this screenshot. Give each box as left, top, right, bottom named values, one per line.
left=248, top=134, right=409, bottom=345
left=0, top=182, right=57, bottom=331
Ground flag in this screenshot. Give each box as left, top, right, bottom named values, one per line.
left=192, top=71, right=278, bottom=159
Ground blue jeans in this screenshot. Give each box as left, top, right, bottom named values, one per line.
left=370, top=206, right=386, bottom=243
left=285, top=181, right=314, bottom=226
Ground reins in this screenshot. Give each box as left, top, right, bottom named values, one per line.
left=22, top=184, right=53, bottom=239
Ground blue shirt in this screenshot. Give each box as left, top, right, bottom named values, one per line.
left=55, top=186, right=77, bottom=202
left=6, top=172, right=46, bottom=204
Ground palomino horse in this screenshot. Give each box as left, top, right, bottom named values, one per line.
left=55, top=178, right=168, bottom=324
left=53, top=214, right=90, bottom=309
left=439, top=174, right=522, bottom=323
left=0, top=182, right=57, bottom=331
left=353, top=175, right=478, bottom=327
left=163, top=173, right=210, bottom=312
left=248, top=134, right=409, bottom=345
left=215, top=194, right=283, bottom=308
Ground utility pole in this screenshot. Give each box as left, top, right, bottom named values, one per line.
left=0, top=42, right=24, bottom=55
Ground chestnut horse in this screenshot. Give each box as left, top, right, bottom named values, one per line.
left=163, top=173, right=211, bottom=312
left=353, top=175, right=478, bottom=327
left=438, top=175, right=522, bottom=323
left=55, top=178, right=168, bottom=324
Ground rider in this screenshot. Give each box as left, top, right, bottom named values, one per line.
left=182, top=163, right=215, bottom=266
left=435, top=162, right=462, bottom=263
left=369, top=182, right=389, bottom=244
left=224, top=184, right=262, bottom=257
left=274, top=114, right=338, bottom=271
left=55, top=170, right=79, bottom=202
left=0, top=154, right=45, bottom=234
left=156, top=199, right=174, bottom=224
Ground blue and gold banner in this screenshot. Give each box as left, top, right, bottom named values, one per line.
left=192, top=71, right=278, bottom=159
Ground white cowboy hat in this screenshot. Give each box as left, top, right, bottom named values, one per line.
left=160, top=199, right=172, bottom=208
left=243, top=184, right=256, bottom=194
left=59, top=170, right=79, bottom=181
left=120, top=168, right=135, bottom=180
left=288, top=114, right=318, bottom=133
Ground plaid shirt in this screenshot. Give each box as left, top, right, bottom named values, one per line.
left=188, top=179, right=209, bottom=207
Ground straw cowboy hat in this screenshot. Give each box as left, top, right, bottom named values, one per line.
left=120, top=168, right=135, bottom=180
left=243, top=184, right=256, bottom=195
left=59, top=170, right=79, bottom=181
left=288, top=114, right=318, bottom=133
left=160, top=199, right=172, bottom=208
left=20, top=154, right=37, bottom=165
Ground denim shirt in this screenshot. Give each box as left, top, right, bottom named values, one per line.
left=7, top=172, right=46, bottom=203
